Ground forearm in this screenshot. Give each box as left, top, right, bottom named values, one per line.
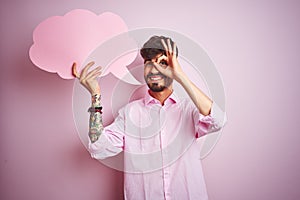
left=177, top=74, right=212, bottom=116
left=88, top=94, right=103, bottom=143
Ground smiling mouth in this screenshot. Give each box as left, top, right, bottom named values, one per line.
left=147, top=73, right=165, bottom=82
left=149, top=75, right=163, bottom=81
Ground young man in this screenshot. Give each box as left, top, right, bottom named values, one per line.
left=73, top=36, right=225, bottom=200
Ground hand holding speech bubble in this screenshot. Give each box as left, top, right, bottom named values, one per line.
left=29, top=9, right=138, bottom=82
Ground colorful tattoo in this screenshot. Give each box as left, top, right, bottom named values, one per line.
left=91, top=94, right=101, bottom=107
left=89, top=94, right=103, bottom=143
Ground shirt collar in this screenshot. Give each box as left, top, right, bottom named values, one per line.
left=144, top=90, right=178, bottom=106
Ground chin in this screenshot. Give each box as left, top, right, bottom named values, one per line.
left=146, top=77, right=173, bottom=92
left=148, top=84, right=165, bottom=92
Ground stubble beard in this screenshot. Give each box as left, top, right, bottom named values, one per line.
left=146, top=75, right=173, bottom=92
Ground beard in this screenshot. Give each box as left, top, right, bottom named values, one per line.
left=146, top=73, right=173, bottom=92
left=147, top=83, right=166, bottom=92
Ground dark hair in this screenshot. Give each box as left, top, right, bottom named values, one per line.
left=140, top=35, right=178, bottom=61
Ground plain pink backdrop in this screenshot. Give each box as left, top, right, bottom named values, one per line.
left=1, top=0, right=300, bottom=200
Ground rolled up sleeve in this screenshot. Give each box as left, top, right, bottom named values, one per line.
left=194, top=102, right=227, bottom=138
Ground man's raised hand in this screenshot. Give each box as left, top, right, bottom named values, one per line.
left=153, top=39, right=185, bottom=83
left=72, top=61, right=102, bottom=95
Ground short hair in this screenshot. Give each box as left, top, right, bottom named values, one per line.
left=140, top=35, right=178, bottom=61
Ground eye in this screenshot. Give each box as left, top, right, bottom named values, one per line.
left=159, top=60, right=168, bottom=66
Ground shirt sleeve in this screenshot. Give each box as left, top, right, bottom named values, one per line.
left=193, top=101, right=227, bottom=138
left=88, top=108, right=125, bottom=160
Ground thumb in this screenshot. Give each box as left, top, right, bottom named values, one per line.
left=72, top=62, right=80, bottom=78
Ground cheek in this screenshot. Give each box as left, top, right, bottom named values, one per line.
left=144, top=67, right=150, bottom=77
left=165, top=77, right=173, bottom=86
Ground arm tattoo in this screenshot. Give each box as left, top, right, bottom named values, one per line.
left=88, top=94, right=103, bottom=143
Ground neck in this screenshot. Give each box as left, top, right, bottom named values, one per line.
left=149, top=87, right=173, bottom=105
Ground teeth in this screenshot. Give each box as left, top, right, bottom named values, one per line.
left=150, top=76, right=162, bottom=81
left=151, top=77, right=161, bottom=80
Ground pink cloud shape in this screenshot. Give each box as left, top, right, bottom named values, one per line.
left=29, top=9, right=136, bottom=79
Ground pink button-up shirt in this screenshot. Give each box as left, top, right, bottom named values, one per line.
left=89, top=91, right=226, bottom=200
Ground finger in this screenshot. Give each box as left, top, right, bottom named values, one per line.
left=83, top=73, right=102, bottom=90
left=80, top=61, right=95, bottom=78
left=86, top=71, right=102, bottom=81
left=156, top=55, right=168, bottom=66
left=167, top=39, right=173, bottom=55
left=161, top=39, right=169, bottom=56
left=84, top=67, right=102, bottom=80
left=79, top=68, right=101, bottom=84
left=153, top=62, right=167, bottom=74
left=72, top=62, right=80, bottom=78
left=173, top=42, right=177, bottom=58
left=80, top=72, right=102, bottom=92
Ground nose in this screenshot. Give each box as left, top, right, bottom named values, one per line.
left=150, top=64, right=159, bottom=73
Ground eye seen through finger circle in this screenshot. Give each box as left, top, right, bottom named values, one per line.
left=159, top=60, right=168, bottom=67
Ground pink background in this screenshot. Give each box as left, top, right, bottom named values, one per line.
left=1, top=0, right=300, bottom=199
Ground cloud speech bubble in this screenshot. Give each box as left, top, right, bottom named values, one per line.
left=29, top=9, right=138, bottom=82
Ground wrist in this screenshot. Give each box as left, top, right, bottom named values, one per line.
left=91, top=88, right=100, bottom=96
left=91, top=92, right=100, bottom=96
left=90, top=86, right=100, bottom=96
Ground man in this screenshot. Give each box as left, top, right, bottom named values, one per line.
left=72, top=36, right=226, bottom=200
